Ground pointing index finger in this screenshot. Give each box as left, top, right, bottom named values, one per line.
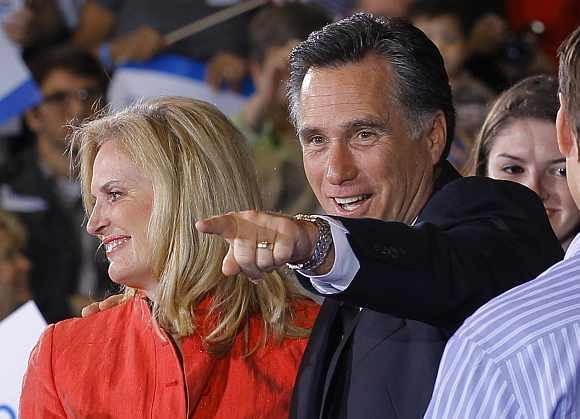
left=195, top=214, right=237, bottom=239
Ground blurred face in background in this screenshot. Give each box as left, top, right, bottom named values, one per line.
left=357, top=0, right=413, bottom=18
left=86, top=140, right=156, bottom=296
left=0, top=229, right=31, bottom=320
left=251, top=39, right=299, bottom=110
left=412, top=14, right=467, bottom=80
left=486, top=118, right=580, bottom=249
left=26, top=68, right=103, bottom=157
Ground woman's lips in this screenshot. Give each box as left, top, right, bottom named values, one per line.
left=103, top=237, right=130, bottom=254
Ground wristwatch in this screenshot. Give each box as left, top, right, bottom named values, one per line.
left=286, top=214, right=333, bottom=275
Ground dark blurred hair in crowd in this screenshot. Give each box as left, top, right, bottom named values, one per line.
left=249, top=2, right=331, bottom=65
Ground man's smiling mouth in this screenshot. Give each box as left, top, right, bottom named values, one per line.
left=333, top=194, right=371, bottom=211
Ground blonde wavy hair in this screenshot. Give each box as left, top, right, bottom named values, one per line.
left=72, top=97, right=309, bottom=355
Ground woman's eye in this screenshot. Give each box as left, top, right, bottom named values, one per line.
left=553, top=167, right=567, bottom=177
left=502, top=165, right=524, bottom=175
left=109, top=191, right=122, bottom=201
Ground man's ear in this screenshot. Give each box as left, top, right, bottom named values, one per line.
left=556, top=94, right=577, bottom=159
left=24, top=107, right=42, bottom=135
left=425, top=111, right=447, bottom=165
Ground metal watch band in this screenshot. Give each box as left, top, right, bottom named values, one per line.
left=286, top=214, right=333, bottom=274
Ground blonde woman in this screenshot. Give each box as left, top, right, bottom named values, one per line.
left=20, top=97, right=319, bottom=418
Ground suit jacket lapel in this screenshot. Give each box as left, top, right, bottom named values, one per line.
left=350, top=310, right=406, bottom=366
left=319, top=303, right=362, bottom=418
left=291, top=299, right=341, bottom=419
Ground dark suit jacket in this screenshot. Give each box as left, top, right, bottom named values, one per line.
left=291, top=162, right=564, bottom=419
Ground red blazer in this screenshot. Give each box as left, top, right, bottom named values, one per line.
left=20, top=295, right=319, bottom=418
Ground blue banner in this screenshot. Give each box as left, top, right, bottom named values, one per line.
left=121, top=54, right=255, bottom=97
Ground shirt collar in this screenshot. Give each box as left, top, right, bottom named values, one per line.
left=565, top=233, right=580, bottom=260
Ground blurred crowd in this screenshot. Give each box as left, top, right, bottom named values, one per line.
left=0, top=0, right=578, bottom=324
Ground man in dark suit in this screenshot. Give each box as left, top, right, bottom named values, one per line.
left=186, top=14, right=563, bottom=418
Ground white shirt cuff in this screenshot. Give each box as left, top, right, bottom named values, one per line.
left=299, top=216, right=360, bottom=295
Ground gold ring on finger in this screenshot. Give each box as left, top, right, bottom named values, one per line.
left=257, top=241, right=274, bottom=250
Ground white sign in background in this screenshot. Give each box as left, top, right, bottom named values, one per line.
left=108, top=67, right=250, bottom=117
left=0, top=0, right=24, bottom=22
left=0, top=2, right=27, bottom=96
left=0, top=301, right=47, bottom=419
left=0, top=18, right=41, bottom=124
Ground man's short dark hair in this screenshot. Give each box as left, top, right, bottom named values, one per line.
left=26, top=46, right=108, bottom=90
left=249, top=3, right=331, bottom=65
left=288, top=13, right=455, bottom=161
left=558, top=26, right=580, bottom=139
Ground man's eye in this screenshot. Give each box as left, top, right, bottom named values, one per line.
left=358, top=130, right=374, bottom=139
left=502, top=165, right=524, bottom=175
left=310, top=135, right=326, bottom=145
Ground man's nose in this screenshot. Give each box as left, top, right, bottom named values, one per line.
left=68, top=93, right=97, bottom=123
left=73, top=98, right=95, bottom=122
left=67, top=94, right=85, bottom=116
left=325, top=142, right=358, bottom=185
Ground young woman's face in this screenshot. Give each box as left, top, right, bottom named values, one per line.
left=487, top=118, right=580, bottom=249
left=86, top=141, right=157, bottom=295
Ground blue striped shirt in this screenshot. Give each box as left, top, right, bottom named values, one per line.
left=425, top=234, right=580, bottom=418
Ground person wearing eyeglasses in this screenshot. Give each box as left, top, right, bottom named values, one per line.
left=0, top=46, right=112, bottom=323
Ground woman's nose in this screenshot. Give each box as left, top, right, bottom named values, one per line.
left=523, top=174, right=549, bottom=202
left=86, top=201, right=108, bottom=236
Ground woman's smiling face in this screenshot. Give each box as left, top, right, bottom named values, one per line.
left=86, top=140, right=157, bottom=294
left=487, top=118, right=580, bottom=248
